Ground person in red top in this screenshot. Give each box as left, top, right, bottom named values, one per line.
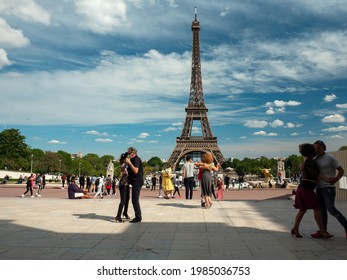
left=216, top=177, right=224, bottom=200
left=21, top=174, right=35, bottom=198
left=61, top=174, right=67, bottom=189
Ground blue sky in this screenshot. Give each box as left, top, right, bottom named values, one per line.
left=1, top=0, right=347, bottom=161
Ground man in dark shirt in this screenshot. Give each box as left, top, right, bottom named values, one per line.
left=125, top=147, right=144, bottom=223
left=68, top=176, right=85, bottom=199
left=151, top=175, right=157, bottom=191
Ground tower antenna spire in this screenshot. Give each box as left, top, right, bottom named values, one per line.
left=194, top=6, right=197, bottom=20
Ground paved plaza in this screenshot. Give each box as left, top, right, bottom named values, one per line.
left=0, top=184, right=346, bottom=260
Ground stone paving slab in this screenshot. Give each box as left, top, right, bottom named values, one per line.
left=0, top=197, right=346, bottom=260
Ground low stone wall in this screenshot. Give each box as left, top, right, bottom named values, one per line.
left=0, top=170, right=58, bottom=181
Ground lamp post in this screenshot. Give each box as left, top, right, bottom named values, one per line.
left=79, top=162, right=81, bottom=177
left=59, top=159, right=62, bottom=176
left=30, top=154, right=33, bottom=173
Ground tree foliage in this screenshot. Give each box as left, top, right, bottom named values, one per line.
left=0, top=128, right=306, bottom=178
left=147, top=156, right=163, bottom=169
left=0, top=128, right=31, bottom=170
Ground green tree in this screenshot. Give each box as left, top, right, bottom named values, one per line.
left=82, top=153, right=105, bottom=175
left=284, top=154, right=303, bottom=177
left=221, top=159, right=233, bottom=169
left=0, top=128, right=31, bottom=170
left=339, top=146, right=347, bottom=151
left=35, top=151, right=61, bottom=174
left=57, top=150, right=73, bottom=174
left=147, top=156, right=163, bottom=171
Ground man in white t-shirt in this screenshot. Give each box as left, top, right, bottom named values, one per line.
left=182, top=155, right=195, bottom=199
left=313, top=140, right=347, bottom=239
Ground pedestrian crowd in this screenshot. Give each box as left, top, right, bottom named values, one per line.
left=17, top=141, right=347, bottom=238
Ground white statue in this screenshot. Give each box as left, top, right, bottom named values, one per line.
left=277, top=159, right=285, bottom=184
left=106, top=159, right=114, bottom=178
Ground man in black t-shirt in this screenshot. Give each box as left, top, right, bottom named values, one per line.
left=125, top=147, right=144, bottom=223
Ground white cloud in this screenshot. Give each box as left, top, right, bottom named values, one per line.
left=324, top=94, right=337, bottom=102
left=86, top=130, right=108, bottom=136
left=163, top=127, right=180, bottom=132
left=220, top=7, right=230, bottom=17
left=331, top=135, right=343, bottom=139
left=167, top=0, right=178, bottom=8
left=336, top=103, right=347, bottom=109
left=0, top=18, right=30, bottom=48
left=322, top=126, right=347, bottom=132
left=0, top=0, right=50, bottom=25
left=273, top=100, right=301, bottom=107
left=86, top=130, right=100, bottom=135
left=75, top=0, right=128, bottom=34
left=244, top=120, right=268, bottom=128
left=253, top=131, right=267, bottom=136
left=48, top=140, right=67, bottom=144
left=265, top=100, right=301, bottom=114
left=286, top=122, right=302, bottom=128
left=95, top=138, right=113, bottom=142
left=321, top=114, right=345, bottom=123
left=0, top=48, right=12, bottom=68
left=253, top=131, right=278, bottom=137
left=267, top=133, right=278, bottom=137
left=172, top=122, right=183, bottom=126
left=191, top=126, right=201, bottom=133
left=138, top=132, right=149, bottom=138
left=0, top=49, right=188, bottom=125
left=270, top=119, right=284, bottom=128
left=266, top=107, right=275, bottom=115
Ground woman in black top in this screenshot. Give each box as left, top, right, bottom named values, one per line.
left=115, top=155, right=130, bottom=222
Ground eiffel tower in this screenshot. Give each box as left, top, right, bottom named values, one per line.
left=167, top=9, right=224, bottom=170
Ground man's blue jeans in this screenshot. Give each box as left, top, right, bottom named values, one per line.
left=316, top=187, right=347, bottom=231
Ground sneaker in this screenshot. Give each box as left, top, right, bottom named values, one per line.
left=61, top=187, right=64, bottom=189
left=37, top=194, right=42, bottom=197
left=311, top=230, right=323, bottom=238
left=31, top=195, right=35, bottom=198
left=21, top=194, right=24, bottom=198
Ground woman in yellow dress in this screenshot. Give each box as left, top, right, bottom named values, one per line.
left=162, top=166, right=174, bottom=199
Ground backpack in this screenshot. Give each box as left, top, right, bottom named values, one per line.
left=95, top=178, right=100, bottom=186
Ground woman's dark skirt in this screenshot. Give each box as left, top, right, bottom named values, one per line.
left=293, top=181, right=321, bottom=210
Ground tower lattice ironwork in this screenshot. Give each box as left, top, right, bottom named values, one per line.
left=167, top=10, right=224, bottom=170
